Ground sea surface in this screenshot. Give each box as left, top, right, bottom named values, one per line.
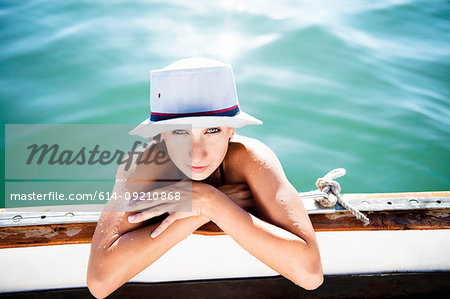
left=1, top=0, right=449, bottom=200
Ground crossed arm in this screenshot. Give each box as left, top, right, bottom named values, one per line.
left=87, top=196, right=211, bottom=298
left=204, top=141, right=323, bottom=289
left=87, top=142, right=323, bottom=298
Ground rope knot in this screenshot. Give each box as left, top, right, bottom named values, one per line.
left=314, top=168, right=345, bottom=208
left=314, top=168, right=370, bottom=225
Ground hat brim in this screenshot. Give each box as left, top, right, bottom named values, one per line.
left=129, top=110, right=263, bottom=138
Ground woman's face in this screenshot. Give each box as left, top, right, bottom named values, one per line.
left=161, top=127, right=235, bottom=181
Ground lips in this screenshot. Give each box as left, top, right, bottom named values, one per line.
left=190, top=165, right=208, bottom=173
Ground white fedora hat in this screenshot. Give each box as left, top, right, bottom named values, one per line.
left=129, top=57, right=263, bottom=138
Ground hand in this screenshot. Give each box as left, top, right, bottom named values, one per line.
left=125, top=179, right=216, bottom=238
left=217, top=183, right=255, bottom=210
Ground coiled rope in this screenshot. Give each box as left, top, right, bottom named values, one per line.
left=315, top=168, right=370, bottom=225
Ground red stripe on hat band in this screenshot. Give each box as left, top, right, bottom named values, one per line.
left=151, top=104, right=239, bottom=117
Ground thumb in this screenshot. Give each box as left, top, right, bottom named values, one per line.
left=151, top=212, right=179, bottom=238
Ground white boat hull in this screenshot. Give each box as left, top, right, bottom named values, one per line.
left=1, top=229, right=449, bottom=293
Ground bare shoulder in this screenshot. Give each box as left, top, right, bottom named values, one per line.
left=228, top=134, right=286, bottom=181
left=228, top=134, right=304, bottom=229
left=228, top=134, right=269, bottom=159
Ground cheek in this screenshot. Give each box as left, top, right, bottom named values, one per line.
left=166, top=136, right=191, bottom=150
left=208, top=138, right=229, bottom=157
left=165, top=140, right=189, bottom=162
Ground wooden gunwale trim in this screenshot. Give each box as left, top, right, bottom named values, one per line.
left=0, top=209, right=449, bottom=249
left=343, top=191, right=450, bottom=199
left=0, top=222, right=97, bottom=249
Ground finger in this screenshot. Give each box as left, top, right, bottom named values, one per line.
left=217, top=186, right=233, bottom=195
left=125, top=200, right=152, bottom=213
left=236, top=183, right=249, bottom=189
left=150, top=212, right=180, bottom=238
left=126, top=195, right=169, bottom=212
left=229, top=183, right=249, bottom=190
left=240, top=198, right=256, bottom=209
left=126, top=196, right=154, bottom=212
left=227, top=184, right=250, bottom=195
left=217, top=184, right=245, bottom=194
left=232, top=197, right=255, bottom=209
left=233, top=190, right=252, bottom=200
left=227, top=190, right=252, bottom=203
left=128, top=209, right=166, bottom=223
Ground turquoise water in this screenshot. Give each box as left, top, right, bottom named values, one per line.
left=1, top=0, right=449, bottom=199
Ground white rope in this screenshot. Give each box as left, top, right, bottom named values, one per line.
left=315, top=168, right=370, bottom=225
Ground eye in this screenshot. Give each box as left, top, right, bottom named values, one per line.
left=206, top=128, right=221, bottom=134
left=172, top=129, right=187, bottom=135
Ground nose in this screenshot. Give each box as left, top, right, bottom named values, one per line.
left=189, top=135, right=207, bottom=165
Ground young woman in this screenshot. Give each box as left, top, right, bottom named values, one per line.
left=87, top=58, right=323, bottom=298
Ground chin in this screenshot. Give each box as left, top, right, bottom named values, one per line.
left=187, top=172, right=209, bottom=181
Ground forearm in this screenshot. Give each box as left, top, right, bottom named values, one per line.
left=87, top=215, right=209, bottom=298
left=204, top=194, right=323, bottom=290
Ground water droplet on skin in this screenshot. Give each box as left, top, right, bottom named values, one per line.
left=101, top=230, right=104, bottom=233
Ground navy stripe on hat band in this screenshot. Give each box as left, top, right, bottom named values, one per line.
left=150, top=105, right=240, bottom=122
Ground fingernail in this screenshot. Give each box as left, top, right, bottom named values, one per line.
left=151, top=230, right=158, bottom=238
left=128, top=215, right=135, bottom=222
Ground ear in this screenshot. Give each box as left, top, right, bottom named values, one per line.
left=229, top=128, right=235, bottom=139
